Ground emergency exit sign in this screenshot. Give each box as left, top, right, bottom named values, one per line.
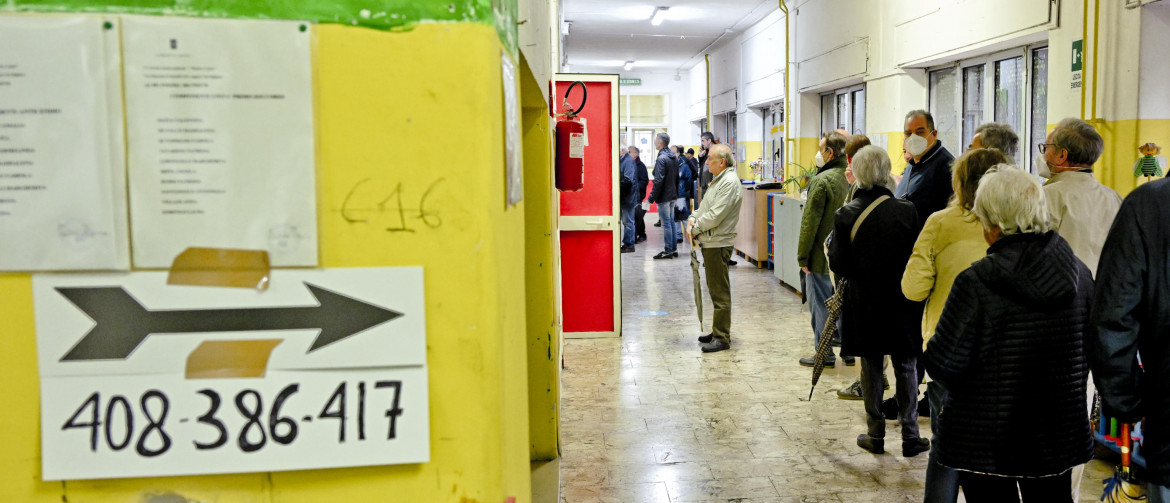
left=1071, top=40, right=1083, bottom=71
left=619, top=78, right=641, bottom=85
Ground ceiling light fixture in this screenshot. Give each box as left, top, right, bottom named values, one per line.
left=650, top=6, right=669, bottom=26
left=624, top=60, right=635, bottom=71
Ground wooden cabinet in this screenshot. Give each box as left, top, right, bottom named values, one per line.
left=734, top=187, right=784, bottom=268
left=772, top=194, right=804, bottom=292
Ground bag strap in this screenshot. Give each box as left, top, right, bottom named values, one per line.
left=850, top=195, right=890, bottom=242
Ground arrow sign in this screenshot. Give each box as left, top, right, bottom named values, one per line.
left=56, top=283, right=402, bottom=361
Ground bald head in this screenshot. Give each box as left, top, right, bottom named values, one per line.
left=706, top=144, right=735, bottom=176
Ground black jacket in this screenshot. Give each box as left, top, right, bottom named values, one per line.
left=1090, top=178, right=1170, bottom=485
left=925, top=231, right=1094, bottom=477
left=895, top=141, right=955, bottom=224
left=650, top=148, right=678, bottom=203
left=635, top=158, right=649, bottom=202
left=827, top=186, right=924, bottom=358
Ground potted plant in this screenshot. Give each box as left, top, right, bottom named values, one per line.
left=782, top=161, right=817, bottom=195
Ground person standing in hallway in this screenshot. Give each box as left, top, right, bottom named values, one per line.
left=900, top=148, right=1010, bottom=502
left=619, top=146, right=638, bottom=253
left=1089, top=177, right=1170, bottom=503
left=632, top=146, right=649, bottom=243
left=797, top=131, right=853, bottom=368
left=650, top=133, right=679, bottom=259
left=686, top=144, right=742, bottom=353
left=924, top=166, right=1093, bottom=502
left=897, top=110, right=956, bottom=225
left=969, top=122, right=1020, bottom=161
left=1039, top=117, right=1122, bottom=277
left=696, top=131, right=716, bottom=204
left=673, top=144, right=693, bottom=245
left=827, top=145, right=929, bottom=458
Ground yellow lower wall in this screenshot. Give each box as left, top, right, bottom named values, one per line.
left=0, top=22, right=533, bottom=503
left=738, top=140, right=762, bottom=179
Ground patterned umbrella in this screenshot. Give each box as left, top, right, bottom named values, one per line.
left=808, top=279, right=845, bottom=400
left=690, top=236, right=704, bottom=332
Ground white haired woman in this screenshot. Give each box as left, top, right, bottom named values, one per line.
left=923, top=166, right=1093, bottom=502
left=827, top=145, right=929, bottom=457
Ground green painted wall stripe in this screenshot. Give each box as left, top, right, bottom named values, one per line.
left=8, top=0, right=518, bottom=55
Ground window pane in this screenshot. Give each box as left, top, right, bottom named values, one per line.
left=627, top=94, right=666, bottom=124
left=930, top=68, right=959, bottom=153
left=836, top=93, right=849, bottom=131
left=994, top=56, right=1024, bottom=159
left=821, top=93, right=834, bottom=134
left=852, top=89, right=866, bottom=134
left=962, top=65, right=985, bottom=151
left=1030, top=47, right=1049, bottom=174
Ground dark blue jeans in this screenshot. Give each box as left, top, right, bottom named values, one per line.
left=656, top=199, right=676, bottom=253
left=925, top=380, right=959, bottom=502
left=621, top=204, right=635, bottom=247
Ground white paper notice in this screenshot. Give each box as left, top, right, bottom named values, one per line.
left=123, top=17, right=317, bottom=267
left=34, top=267, right=429, bottom=480
left=0, top=16, right=130, bottom=271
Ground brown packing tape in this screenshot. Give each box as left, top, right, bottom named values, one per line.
left=185, top=339, right=282, bottom=379
left=167, top=247, right=271, bottom=290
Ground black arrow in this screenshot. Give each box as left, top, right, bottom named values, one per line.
left=56, top=283, right=403, bottom=361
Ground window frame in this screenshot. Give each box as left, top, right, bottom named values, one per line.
left=818, top=83, right=865, bottom=135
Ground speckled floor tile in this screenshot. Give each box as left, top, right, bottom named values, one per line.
left=558, top=215, right=1124, bottom=502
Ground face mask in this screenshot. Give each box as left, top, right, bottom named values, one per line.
left=814, top=150, right=826, bottom=168
left=1035, top=154, right=1052, bottom=178
left=904, top=134, right=929, bottom=157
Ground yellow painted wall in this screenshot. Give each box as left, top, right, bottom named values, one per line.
left=519, top=51, right=560, bottom=460
left=1094, top=118, right=1170, bottom=197
left=0, top=22, right=534, bottom=503
left=738, top=140, right=762, bottom=179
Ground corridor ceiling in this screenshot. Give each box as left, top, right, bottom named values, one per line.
left=562, top=0, right=777, bottom=74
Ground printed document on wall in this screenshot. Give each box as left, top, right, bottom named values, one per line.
left=123, top=17, right=317, bottom=267
left=0, top=16, right=130, bottom=271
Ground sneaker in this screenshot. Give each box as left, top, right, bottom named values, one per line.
left=697, top=334, right=713, bottom=343
left=799, top=356, right=835, bottom=367
left=902, top=438, right=930, bottom=457
left=856, top=434, right=884, bottom=454
left=653, top=251, right=674, bottom=260
left=701, top=339, right=730, bottom=353
left=836, top=380, right=863, bottom=400
left=620, top=246, right=635, bottom=253
left=842, top=356, right=856, bottom=366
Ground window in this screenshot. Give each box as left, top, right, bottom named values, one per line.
left=928, top=44, right=1048, bottom=167
left=819, top=84, right=865, bottom=135
left=618, top=94, right=668, bottom=129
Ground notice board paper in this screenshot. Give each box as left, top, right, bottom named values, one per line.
left=0, top=16, right=130, bottom=271
left=123, top=16, right=317, bottom=268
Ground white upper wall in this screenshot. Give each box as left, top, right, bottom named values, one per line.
left=740, top=9, right=786, bottom=109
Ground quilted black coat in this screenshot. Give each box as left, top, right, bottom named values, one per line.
left=1090, top=178, right=1170, bottom=486
left=828, top=186, right=924, bottom=358
left=924, top=231, right=1094, bottom=477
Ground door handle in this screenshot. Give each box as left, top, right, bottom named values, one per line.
left=586, top=219, right=605, bottom=225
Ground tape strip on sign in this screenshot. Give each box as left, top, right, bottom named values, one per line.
left=185, top=339, right=281, bottom=379
left=167, top=247, right=271, bottom=290
left=569, top=133, right=585, bottom=159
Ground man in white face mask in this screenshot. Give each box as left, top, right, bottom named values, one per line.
left=896, top=110, right=955, bottom=225
left=1038, top=118, right=1121, bottom=278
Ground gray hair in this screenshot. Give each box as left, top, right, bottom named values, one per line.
left=1050, top=117, right=1103, bottom=166
left=973, top=164, right=1050, bottom=236
left=656, top=132, right=671, bottom=148
left=974, top=122, right=1020, bottom=159
left=710, top=144, right=735, bottom=167
left=628, top=145, right=639, bottom=155
left=822, top=131, right=847, bottom=157
left=851, top=145, right=897, bottom=190
left=905, top=109, right=935, bottom=131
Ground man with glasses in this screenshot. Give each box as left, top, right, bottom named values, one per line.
left=1036, top=118, right=1121, bottom=278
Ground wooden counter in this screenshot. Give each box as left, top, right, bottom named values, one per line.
left=734, top=187, right=786, bottom=267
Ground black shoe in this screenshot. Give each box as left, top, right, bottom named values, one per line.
left=635, top=236, right=647, bottom=243
left=701, top=339, right=730, bottom=353
left=917, top=396, right=929, bottom=417
left=843, top=356, right=856, bottom=366
left=620, top=246, right=635, bottom=253
left=672, top=251, right=679, bottom=257
left=857, top=434, right=884, bottom=454
left=697, top=334, right=713, bottom=343
left=799, top=356, right=834, bottom=367
left=676, top=238, right=683, bottom=243
left=654, top=221, right=662, bottom=227
left=728, top=260, right=737, bottom=266
left=653, top=251, right=674, bottom=260
left=881, top=397, right=899, bottom=421
left=902, top=438, right=930, bottom=457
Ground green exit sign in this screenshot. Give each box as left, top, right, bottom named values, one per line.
left=619, top=78, right=641, bottom=86
left=1072, top=40, right=1083, bottom=72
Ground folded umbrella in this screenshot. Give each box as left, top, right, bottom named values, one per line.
left=808, top=279, right=845, bottom=400
left=690, top=236, right=703, bottom=333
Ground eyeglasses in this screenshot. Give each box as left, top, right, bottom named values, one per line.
left=1037, top=143, right=1063, bottom=155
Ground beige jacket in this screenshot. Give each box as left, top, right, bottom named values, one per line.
left=901, top=206, right=988, bottom=349
left=1043, top=171, right=1122, bottom=277
left=688, top=167, right=742, bottom=248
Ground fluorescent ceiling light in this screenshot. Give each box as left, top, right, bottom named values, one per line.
left=650, top=6, right=669, bottom=26
left=624, top=61, right=635, bottom=71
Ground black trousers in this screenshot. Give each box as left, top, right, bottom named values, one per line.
left=957, top=470, right=1072, bottom=503
left=635, top=206, right=647, bottom=239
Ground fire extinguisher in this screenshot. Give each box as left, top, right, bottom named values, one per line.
left=555, top=81, right=588, bottom=192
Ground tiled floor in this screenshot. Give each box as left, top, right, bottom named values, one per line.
left=557, top=215, right=1117, bottom=502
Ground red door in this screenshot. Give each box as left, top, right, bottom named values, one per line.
left=553, top=74, right=619, bottom=338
